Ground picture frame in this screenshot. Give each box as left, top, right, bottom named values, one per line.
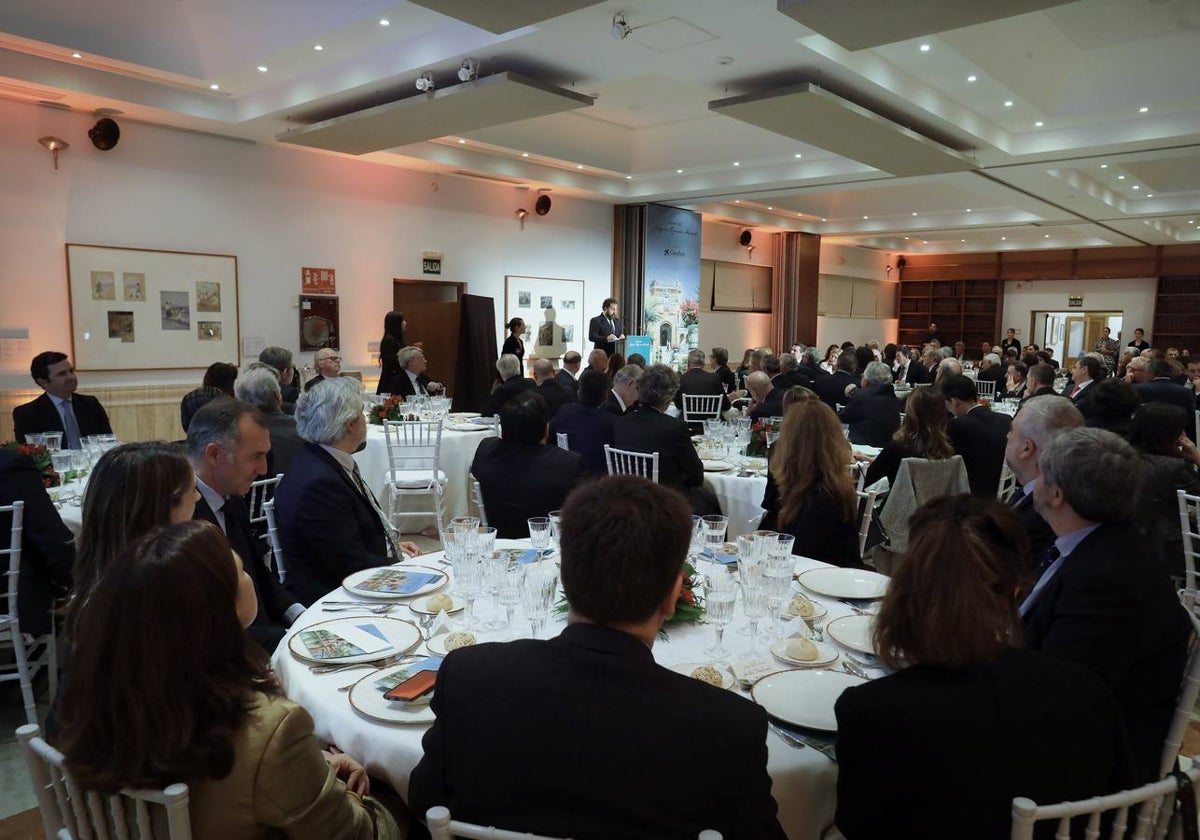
left=66, top=244, right=240, bottom=371
left=504, top=275, right=585, bottom=362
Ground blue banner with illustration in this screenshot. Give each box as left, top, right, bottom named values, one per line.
left=643, top=204, right=701, bottom=370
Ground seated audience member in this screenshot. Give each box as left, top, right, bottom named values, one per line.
left=388, top=346, right=445, bottom=397
left=0, top=446, right=72, bottom=639
left=1064, top=355, right=1102, bottom=409
left=604, top=363, right=642, bottom=416
left=187, top=398, right=302, bottom=652
left=920, top=349, right=943, bottom=382
left=1131, top=358, right=1195, bottom=416
left=814, top=353, right=857, bottom=410
left=60, top=521, right=402, bottom=839
left=1080, top=378, right=1141, bottom=437
left=273, top=378, right=419, bottom=606
left=556, top=350, right=582, bottom=395
left=862, top=388, right=954, bottom=489
left=1116, top=346, right=1139, bottom=381
left=1002, top=361, right=1028, bottom=400
left=1038, top=349, right=1061, bottom=370
left=675, top=349, right=730, bottom=431
left=605, top=353, right=627, bottom=384
left=1022, top=427, right=1191, bottom=783
left=531, top=358, right=575, bottom=420
left=180, top=386, right=225, bottom=433
left=761, top=353, right=784, bottom=387
left=410, top=476, right=786, bottom=840
left=952, top=340, right=967, bottom=361
left=304, top=347, right=342, bottom=391
left=626, top=353, right=647, bottom=367
left=781, top=385, right=820, bottom=412
left=585, top=348, right=609, bottom=377
left=1022, top=363, right=1062, bottom=403
left=550, top=370, right=617, bottom=474
left=711, top=346, right=737, bottom=394
left=1187, top=357, right=1200, bottom=400
left=892, top=346, right=923, bottom=385
left=1003, top=397, right=1083, bottom=563
left=760, top=401, right=860, bottom=566
left=943, top=374, right=1012, bottom=498
left=613, top=364, right=720, bottom=516
left=934, top=356, right=962, bottom=385
left=819, top=345, right=840, bottom=374
left=259, top=346, right=300, bottom=409
left=202, top=362, right=239, bottom=396
left=472, top=392, right=586, bottom=538
left=800, top=346, right=829, bottom=382
left=775, top=353, right=811, bottom=389
left=746, top=371, right=785, bottom=421
left=1167, top=358, right=1190, bottom=387
left=483, top=354, right=536, bottom=418
left=853, top=346, right=875, bottom=377
left=1128, top=403, right=1200, bottom=578
left=735, top=348, right=755, bottom=378
left=836, top=495, right=1134, bottom=840
left=749, top=347, right=769, bottom=374
left=976, top=353, right=1006, bottom=389
left=13, top=351, right=112, bottom=447
left=838, top=361, right=900, bottom=447
left=235, top=367, right=304, bottom=476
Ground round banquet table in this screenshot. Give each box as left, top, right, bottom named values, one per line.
left=273, top=541, right=890, bottom=840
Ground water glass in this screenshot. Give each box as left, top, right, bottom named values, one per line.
left=50, top=451, right=73, bottom=481
left=527, top=517, right=552, bottom=552
left=701, top=515, right=728, bottom=552
left=24, top=433, right=45, bottom=446
left=522, top=566, right=559, bottom=639
left=704, top=571, right=737, bottom=661
left=474, top=526, right=497, bottom=559
left=42, top=432, right=63, bottom=452
left=764, top=551, right=795, bottom=640
left=740, top=564, right=768, bottom=654
left=454, top=551, right=485, bottom=629
left=688, top=515, right=705, bottom=559
left=547, top=510, right=563, bottom=554
left=496, top=563, right=526, bottom=637
left=841, top=423, right=851, bottom=440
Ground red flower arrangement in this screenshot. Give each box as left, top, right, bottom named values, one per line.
left=745, top=419, right=781, bottom=458
left=367, top=396, right=421, bottom=425
left=680, top=299, right=700, bottom=328
left=1, top=442, right=60, bottom=488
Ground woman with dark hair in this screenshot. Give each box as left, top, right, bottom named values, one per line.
left=59, top=521, right=401, bottom=838
left=501, top=318, right=526, bottom=367
left=760, top=400, right=859, bottom=566
left=862, top=388, right=955, bottom=488
left=882, top=343, right=897, bottom=368
left=836, top=495, right=1133, bottom=839
left=376, top=311, right=406, bottom=395
left=710, top=347, right=736, bottom=395
left=605, top=352, right=627, bottom=381
left=202, top=362, right=238, bottom=396
left=1129, top=403, right=1200, bottom=577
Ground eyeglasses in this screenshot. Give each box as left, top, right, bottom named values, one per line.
left=318, top=355, right=342, bottom=363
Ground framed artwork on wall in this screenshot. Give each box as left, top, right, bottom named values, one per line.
left=66, top=243, right=240, bottom=371
left=504, top=275, right=585, bottom=362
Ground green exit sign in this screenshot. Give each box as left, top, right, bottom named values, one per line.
left=422, top=251, right=443, bottom=275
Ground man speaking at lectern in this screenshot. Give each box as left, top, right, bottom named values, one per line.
left=589, top=298, right=626, bottom=352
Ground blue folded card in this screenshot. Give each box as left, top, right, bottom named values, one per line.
left=700, top=548, right=738, bottom=565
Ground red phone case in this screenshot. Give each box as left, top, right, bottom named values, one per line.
left=383, top=670, right=437, bottom=702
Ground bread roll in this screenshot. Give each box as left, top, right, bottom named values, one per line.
left=785, top=638, right=819, bottom=662
left=426, top=593, right=454, bottom=612
left=444, top=631, right=477, bottom=651
left=690, top=665, right=724, bottom=687
left=787, top=595, right=815, bottom=618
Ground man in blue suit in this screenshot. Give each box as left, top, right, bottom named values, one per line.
left=587, top=298, right=626, bottom=352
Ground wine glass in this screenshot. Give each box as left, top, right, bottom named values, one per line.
left=522, top=565, right=559, bottom=640
left=764, top=539, right=796, bottom=640
left=701, top=515, right=728, bottom=555
left=547, top=510, right=563, bottom=556
left=496, top=563, right=525, bottom=637
left=454, top=551, right=484, bottom=630
left=740, top=563, right=768, bottom=656
left=704, top=571, right=737, bottom=661
left=527, top=517, right=552, bottom=554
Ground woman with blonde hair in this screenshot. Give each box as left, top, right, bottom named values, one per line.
left=861, top=388, right=955, bottom=488
left=760, top=400, right=859, bottom=565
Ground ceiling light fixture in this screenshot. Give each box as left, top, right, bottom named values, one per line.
left=966, top=208, right=972, bottom=212
left=919, top=44, right=930, bottom=52
left=457, top=138, right=466, bottom=145
left=313, top=44, right=323, bottom=51
left=967, top=75, right=977, bottom=82
left=209, top=83, right=220, bottom=90
left=862, top=215, right=869, bottom=220
left=625, top=175, right=632, bottom=180
left=1138, top=106, right=1149, bottom=113
left=71, top=52, right=82, bottom=59
left=1118, top=175, right=1126, bottom=180
left=521, top=152, right=529, bottom=157
left=612, top=12, right=633, bottom=40
left=1044, top=234, right=1050, bottom=238
left=1001, top=236, right=1007, bottom=241
left=1034, top=121, right=1043, bottom=127
left=733, top=161, right=740, bottom=166
left=676, top=169, right=683, bottom=174
left=734, top=200, right=740, bottom=204
left=257, top=65, right=268, bottom=73
left=457, top=59, right=478, bottom=83
left=1132, top=185, right=1140, bottom=190
left=577, top=164, right=584, bottom=169
left=1004, top=100, right=1013, bottom=107
left=794, top=153, right=803, bottom=158
left=37, top=136, right=69, bottom=170
left=379, top=18, right=390, bottom=26
left=1147, top=194, right=1154, bottom=198
left=1100, top=164, right=1108, bottom=168
left=767, top=206, right=773, bottom=210
left=912, top=212, right=917, bottom=216
left=415, top=72, right=435, bottom=92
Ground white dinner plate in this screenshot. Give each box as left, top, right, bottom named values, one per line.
left=448, top=412, right=481, bottom=421
left=347, top=664, right=437, bottom=725
left=796, top=567, right=889, bottom=600
left=752, top=668, right=866, bottom=731
left=667, top=662, right=734, bottom=689
left=427, top=631, right=479, bottom=657
left=287, top=616, right=422, bottom=665
left=769, top=639, right=840, bottom=669
left=744, top=456, right=768, bottom=470
left=342, top=565, right=448, bottom=600
left=702, top=459, right=733, bottom=472
left=409, top=594, right=465, bottom=615
left=826, top=614, right=877, bottom=655
left=445, top=422, right=490, bottom=432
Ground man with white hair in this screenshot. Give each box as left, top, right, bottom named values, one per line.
left=273, top=377, right=419, bottom=605
left=838, top=361, right=900, bottom=446
left=746, top=371, right=784, bottom=421
left=605, top=364, right=642, bottom=417
left=304, top=347, right=342, bottom=391
left=532, top=357, right=575, bottom=419
left=674, top=349, right=729, bottom=431
left=976, top=352, right=1007, bottom=392
left=389, top=345, right=445, bottom=397
left=1003, top=395, right=1083, bottom=559
left=234, top=367, right=304, bottom=476
left=483, top=353, right=536, bottom=417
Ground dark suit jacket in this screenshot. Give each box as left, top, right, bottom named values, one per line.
left=534, top=379, right=575, bottom=420
left=1022, top=522, right=1191, bottom=782
left=272, top=443, right=390, bottom=606
left=555, top=368, right=579, bottom=396
left=801, top=361, right=830, bottom=385
left=388, top=369, right=438, bottom=398
left=674, top=368, right=730, bottom=430
left=410, top=623, right=786, bottom=840
left=836, top=649, right=1134, bottom=840
left=470, top=438, right=585, bottom=539
left=13, top=392, right=112, bottom=445
left=715, top=364, right=737, bottom=394
left=264, top=411, right=304, bottom=477
left=748, top=387, right=785, bottom=422
left=814, top=371, right=855, bottom=411
left=947, top=405, right=1012, bottom=498
left=0, top=450, right=72, bottom=636
left=1134, top=379, right=1196, bottom=417
left=194, top=494, right=295, bottom=652
left=549, top=403, right=615, bottom=474
left=482, top=375, right=536, bottom=418
left=1008, top=485, right=1056, bottom=562
left=587, top=314, right=624, bottom=352
left=500, top=335, right=524, bottom=365
left=602, top=390, right=630, bottom=417
left=838, top=383, right=900, bottom=447
left=612, top=405, right=704, bottom=492
left=977, top=364, right=1006, bottom=389
left=1133, top=454, right=1200, bottom=579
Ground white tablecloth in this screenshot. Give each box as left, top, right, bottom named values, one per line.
left=273, top=543, right=884, bottom=840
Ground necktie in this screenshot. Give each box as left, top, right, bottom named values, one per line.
left=1008, top=486, right=1025, bottom=507
left=351, top=464, right=405, bottom=563
left=61, top=399, right=82, bottom=450
left=608, top=318, right=615, bottom=333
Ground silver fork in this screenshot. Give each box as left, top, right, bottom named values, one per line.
left=322, top=604, right=394, bottom=614
left=768, top=722, right=808, bottom=750
left=841, top=658, right=870, bottom=679
left=806, top=617, right=825, bottom=642
left=309, top=656, right=396, bottom=675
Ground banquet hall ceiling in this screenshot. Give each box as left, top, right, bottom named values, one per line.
left=0, top=0, right=1198, bottom=254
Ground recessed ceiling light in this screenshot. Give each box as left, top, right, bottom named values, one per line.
left=379, top=18, right=390, bottom=26
left=911, top=212, right=918, bottom=216
left=1118, top=175, right=1125, bottom=180
left=71, top=52, right=82, bottom=59
left=1034, top=121, right=1043, bottom=127
left=967, top=75, right=977, bottom=82
left=1138, top=106, right=1149, bottom=113
left=625, top=175, right=632, bottom=180
left=457, top=138, right=466, bottom=144
left=922, top=241, right=928, bottom=244
left=794, top=153, right=802, bottom=159
left=257, top=65, right=268, bottom=73
left=577, top=164, right=584, bottom=169
left=733, top=161, right=740, bottom=167
left=314, top=44, right=324, bottom=51
left=1044, top=234, right=1050, bottom=238
left=1004, top=100, right=1014, bottom=107
left=209, top=83, right=220, bottom=90
left=919, top=44, right=930, bottom=52
left=821, top=217, right=827, bottom=221
left=1100, top=164, right=1108, bottom=169
left=767, top=206, right=774, bottom=210
left=1001, top=236, right=1007, bottom=241
left=521, top=152, right=529, bottom=157
left=1132, top=185, right=1140, bottom=190
left=1147, top=194, right=1154, bottom=198
left=862, top=215, right=869, bottom=220
left=961, top=239, right=966, bottom=242
left=965, top=208, right=972, bottom=212
left=904, top=236, right=910, bottom=240
left=1190, top=220, right=1196, bottom=224
left=734, top=200, right=740, bottom=204
left=676, top=169, right=683, bottom=174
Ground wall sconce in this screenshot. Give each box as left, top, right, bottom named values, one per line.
left=38, top=136, right=69, bottom=170
left=515, top=208, right=529, bottom=229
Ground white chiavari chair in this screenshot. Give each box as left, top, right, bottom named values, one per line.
left=682, top=394, right=723, bottom=425
left=247, top=472, right=284, bottom=559
left=426, top=807, right=722, bottom=840
left=1181, top=490, right=1200, bottom=594
left=556, top=432, right=569, bottom=450
left=263, top=498, right=287, bottom=584
left=469, top=472, right=488, bottom=528
left=856, top=489, right=879, bottom=559
left=383, top=418, right=448, bottom=534
left=975, top=379, right=996, bottom=399
left=1, top=501, right=55, bottom=726
left=997, top=463, right=1019, bottom=504
left=604, top=445, right=660, bottom=484
left=1159, top=590, right=1200, bottom=779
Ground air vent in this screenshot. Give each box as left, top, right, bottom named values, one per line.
left=450, top=170, right=529, bottom=186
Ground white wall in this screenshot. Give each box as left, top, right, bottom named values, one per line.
left=0, top=98, right=614, bottom=390
left=817, top=243, right=897, bottom=348
left=699, top=221, right=773, bottom=357
left=1001, top=278, right=1157, bottom=347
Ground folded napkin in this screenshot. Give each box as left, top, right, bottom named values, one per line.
left=772, top=719, right=838, bottom=762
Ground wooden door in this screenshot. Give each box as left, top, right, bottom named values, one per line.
left=393, top=280, right=463, bottom=397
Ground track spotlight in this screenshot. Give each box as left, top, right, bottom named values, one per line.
left=612, top=12, right=632, bottom=40
left=457, top=59, right=478, bottom=83
left=415, top=72, right=434, bottom=93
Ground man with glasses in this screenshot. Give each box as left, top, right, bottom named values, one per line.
left=304, top=347, right=342, bottom=390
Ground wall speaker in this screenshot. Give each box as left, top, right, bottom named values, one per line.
left=738, top=229, right=752, bottom=247
left=535, top=194, right=552, bottom=216
left=88, top=118, right=120, bottom=151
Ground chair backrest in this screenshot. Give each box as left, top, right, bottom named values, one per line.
left=878, top=455, right=969, bottom=554
left=247, top=473, right=284, bottom=528
left=996, top=462, right=1019, bottom=504
left=855, top=488, right=878, bottom=558
left=17, top=724, right=193, bottom=840
left=263, top=498, right=287, bottom=583
left=682, top=393, right=723, bottom=423
left=383, top=419, right=444, bottom=476
left=1179, top=490, right=1200, bottom=593
left=604, top=444, right=660, bottom=484
left=469, top=472, right=488, bottom=527
left=1010, top=757, right=1200, bottom=840
left=425, top=807, right=721, bottom=840
left=1, top=501, right=23, bottom=620
left=975, top=379, right=996, bottom=398
left=556, top=432, right=569, bottom=450
left=1160, top=592, right=1200, bottom=778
